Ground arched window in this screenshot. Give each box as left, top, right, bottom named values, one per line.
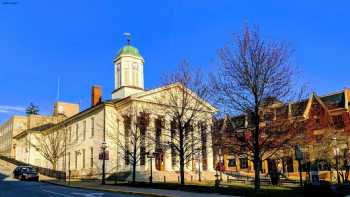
left=117, top=63, right=121, bottom=88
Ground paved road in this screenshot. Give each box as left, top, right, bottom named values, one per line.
left=0, top=168, right=141, bottom=197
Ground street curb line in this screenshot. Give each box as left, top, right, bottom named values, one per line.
left=41, top=180, right=174, bottom=197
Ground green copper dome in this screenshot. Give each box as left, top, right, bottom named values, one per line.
left=115, top=45, right=143, bottom=60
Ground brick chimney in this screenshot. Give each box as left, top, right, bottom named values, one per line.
left=91, top=85, right=102, bottom=107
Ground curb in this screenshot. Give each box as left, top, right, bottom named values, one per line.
left=41, top=180, right=174, bottom=197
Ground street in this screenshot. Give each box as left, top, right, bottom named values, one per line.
left=0, top=168, right=141, bottom=197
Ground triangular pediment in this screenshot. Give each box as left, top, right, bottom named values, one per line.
left=130, top=83, right=217, bottom=113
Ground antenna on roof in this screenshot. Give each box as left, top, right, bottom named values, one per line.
left=123, top=32, right=131, bottom=45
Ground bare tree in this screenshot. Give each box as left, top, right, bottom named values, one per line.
left=161, top=61, right=216, bottom=185
left=107, top=106, right=152, bottom=183
left=30, top=127, right=66, bottom=170
left=213, top=103, right=303, bottom=173
left=212, top=25, right=303, bottom=190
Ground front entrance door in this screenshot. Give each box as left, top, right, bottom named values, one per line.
left=155, top=150, right=164, bottom=171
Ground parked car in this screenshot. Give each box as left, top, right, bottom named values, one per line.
left=13, top=166, right=39, bottom=181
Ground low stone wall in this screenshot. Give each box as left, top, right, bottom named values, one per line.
left=0, top=155, right=66, bottom=180
left=0, top=157, right=16, bottom=171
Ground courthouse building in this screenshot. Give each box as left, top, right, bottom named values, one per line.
left=7, top=41, right=217, bottom=182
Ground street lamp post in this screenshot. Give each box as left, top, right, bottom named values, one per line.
left=101, top=141, right=107, bottom=185
left=147, top=152, right=156, bottom=184
left=334, top=146, right=340, bottom=184
left=332, top=137, right=340, bottom=184
left=214, top=170, right=220, bottom=188
left=219, top=148, right=223, bottom=181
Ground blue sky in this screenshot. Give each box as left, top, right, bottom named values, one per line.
left=0, top=0, right=349, bottom=123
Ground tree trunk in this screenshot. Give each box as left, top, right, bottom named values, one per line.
left=179, top=126, right=185, bottom=186
left=132, top=162, right=136, bottom=183
left=52, top=160, right=57, bottom=171
left=132, top=144, right=137, bottom=183
left=345, top=166, right=349, bottom=182
left=180, top=153, right=185, bottom=185
left=253, top=109, right=261, bottom=191
left=253, top=152, right=261, bottom=191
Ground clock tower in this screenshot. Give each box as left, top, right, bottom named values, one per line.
left=112, top=37, right=145, bottom=100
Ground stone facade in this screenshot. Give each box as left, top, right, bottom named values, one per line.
left=12, top=114, right=66, bottom=166
left=0, top=116, right=27, bottom=157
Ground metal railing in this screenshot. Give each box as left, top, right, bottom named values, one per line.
left=224, top=171, right=300, bottom=186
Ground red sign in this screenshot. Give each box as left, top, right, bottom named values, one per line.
left=99, top=151, right=109, bottom=160
left=215, top=162, right=225, bottom=171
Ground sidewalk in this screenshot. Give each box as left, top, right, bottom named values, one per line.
left=41, top=178, right=237, bottom=197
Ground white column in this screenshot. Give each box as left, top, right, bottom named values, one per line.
left=120, top=61, right=125, bottom=87
left=207, top=122, right=214, bottom=171
left=185, top=123, right=194, bottom=172
left=191, top=122, right=199, bottom=172
left=164, top=119, right=172, bottom=171
left=196, top=124, right=203, bottom=173
left=128, top=62, right=132, bottom=86
left=145, top=115, right=155, bottom=171
left=120, top=118, right=130, bottom=171
left=148, top=114, right=161, bottom=172
left=114, top=63, right=118, bottom=89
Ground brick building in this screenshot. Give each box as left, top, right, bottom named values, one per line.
left=214, top=89, right=350, bottom=179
